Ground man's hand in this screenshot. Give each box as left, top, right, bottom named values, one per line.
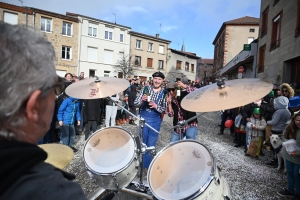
left=177, top=81, right=186, bottom=89
left=149, top=101, right=157, bottom=109
left=77, top=121, right=80, bottom=126
left=246, top=118, right=251, bottom=122
left=142, top=94, right=148, bottom=101
left=59, top=121, right=63, bottom=126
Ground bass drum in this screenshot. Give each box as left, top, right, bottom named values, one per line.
left=147, top=140, right=231, bottom=200
left=83, top=127, right=139, bottom=191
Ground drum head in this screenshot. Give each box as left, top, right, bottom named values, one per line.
left=83, top=127, right=135, bottom=174
left=148, top=140, right=214, bottom=200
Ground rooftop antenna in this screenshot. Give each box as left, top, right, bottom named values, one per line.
left=18, top=0, right=23, bottom=6
left=160, top=23, right=161, bottom=34
left=112, top=13, right=116, bottom=24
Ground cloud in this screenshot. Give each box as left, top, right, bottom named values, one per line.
left=114, top=5, right=149, bottom=17
left=161, top=25, right=178, bottom=33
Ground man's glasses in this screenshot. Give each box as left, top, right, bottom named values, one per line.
left=46, top=76, right=66, bottom=95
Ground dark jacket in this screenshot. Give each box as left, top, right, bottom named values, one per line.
left=128, top=85, right=137, bottom=107
left=0, top=141, right=86, bottom=200
left=82, top=99, right=102, bottom=124
left=241, top=102, right=262, bottom=120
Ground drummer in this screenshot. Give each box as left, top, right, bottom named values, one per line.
left=0, top=23, right=86, bottom=199
left=134, top=71, right=167, bottom=169
left=166, top=81, right=198, bottom=142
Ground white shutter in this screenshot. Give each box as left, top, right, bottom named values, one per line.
left=159, top=45, right=164, bottom=54
left=87, top=47, right=97, bottom=62
left=4, top=12, right=18, bottom=25
left=104, top=50, right=113, bottom=64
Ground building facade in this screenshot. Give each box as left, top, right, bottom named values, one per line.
left=67, top=12, right=131, bottom=78
left=257, top=0, right=300, bottom=84
left=212, top=16, right=259, bottom=77
left=166, top=48, right=200, bottom=82
left=198, top=59, right=214, bottom=81
left=0, top=2, right=80, bottom=77
left=129, top=31, right=170, bottom=81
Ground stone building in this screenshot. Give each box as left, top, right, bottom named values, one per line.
left=257, top=0, right=300, bottom=84
left=212, top=16, right=259, bottom=77
left=129, top=31, right=171, bottom=81
left=198, top=59, right=214, bottom=81
left=0, top=2, right=80, bottom=76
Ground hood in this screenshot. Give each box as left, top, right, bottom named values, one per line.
left=68, top=97, right=79, bottom=102
left=274, top=96, right=289, bottom=110
left=280, top=83, right=294, bottom=99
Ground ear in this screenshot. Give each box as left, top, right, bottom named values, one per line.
left=26, top=90, right=42, bottom=122
left=269, top=132, right=272, bottom=137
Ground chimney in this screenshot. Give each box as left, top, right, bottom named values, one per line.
left=155, top=34, right=159, bottom=38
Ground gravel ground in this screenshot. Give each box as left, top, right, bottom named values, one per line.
left=65, top=112, right=288, bottom=200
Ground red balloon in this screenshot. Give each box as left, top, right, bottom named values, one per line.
left=225, top=120, right=233, bottom=128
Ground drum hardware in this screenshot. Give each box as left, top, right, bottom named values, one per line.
left=112, top=173, right=119, bottom=190
left=214, top=177, right=220, bottom=185
left=223, top=195, right=231, bottom=200
left=181, top=78, right=273, bottom=112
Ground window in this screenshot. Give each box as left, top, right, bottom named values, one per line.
left=136, top=40, right=142, bottom=49
left=62, top=22, right=72, bottom=36
left=148, top=43, right=153, bottom=51
left=159, top=45, right=164, bottom=54
left=248, top=37, right=254, bottom=44
left=62, top=46, right=71, bottom=60
left=249, top=29, right=255, bottom=32
left=104, top=50, right=113, bottom=64
left=88, top=23, right=97, bottom=37
left=158, top=60, right=163, bottom=69
left=176, top=60, right=182, bottom=69
left=270, top=12, right=282, bottom=50
left=4, top=12, right=18, bottom=25
left=87, top=47, right=97, bottom=62
left=135, top=56, right=141, bottom=66
left=258, top=44, right=266, bottom=72
left=273, top=0, right=280, bottom=6
left=89, top=69, right=96, bottom=78
left=295, top=0, right=300, bottom=37
left=261, top=7, right=269, bottom=37
left=119, top=52, right=124, bottom=59
left=185, top=62, right=189, bottom=71
left=191, top=64, right=194, bottom=72
left=120, top=31, right=124, bottom=42
left=105, top=28, right=113, bottom=40
left=147, top=58, right=153, bottom=68
left=104, top=70, right=110, bottom=77
left=41, top=17, right=52, bottom=32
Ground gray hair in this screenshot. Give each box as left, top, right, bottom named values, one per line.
left=0, top=22, right=57, bottom=131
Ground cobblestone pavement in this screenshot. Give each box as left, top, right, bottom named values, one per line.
left=65, top=112, right=288, bottom=200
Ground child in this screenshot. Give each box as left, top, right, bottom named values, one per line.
left=245, top=108, right=266, bottom=157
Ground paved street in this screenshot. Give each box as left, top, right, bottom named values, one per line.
left=65, top=112, right=287, bottom=200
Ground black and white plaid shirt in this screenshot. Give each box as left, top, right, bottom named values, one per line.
left=134, top=86, right=167, bottom=113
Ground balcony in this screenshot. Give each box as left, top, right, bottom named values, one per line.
left=270, top=39, right=280, bottom=51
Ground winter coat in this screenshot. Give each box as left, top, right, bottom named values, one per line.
left=282, top=129, right=300, bottom=165
left=247, top=117, right=266, bottom=137
left=82, top=99, right=101, bottom=124
left=267, top=96, right=291, bottom=132
left=128, top=85, right=137, bottom=107
left=117, top=91, right=126, bottom=110
left=260, top=98, right=275, bottom=121
left=57, top=97, right=81, bottom=125
left=280, top=83, right=294, bottom=99
left=0, top=140, right=86, bottom=200
left=241, top=102, right=262, bottom=120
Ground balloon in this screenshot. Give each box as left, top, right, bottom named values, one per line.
left=225, top=119, right=233, bottom=128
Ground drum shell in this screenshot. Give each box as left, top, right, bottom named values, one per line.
left=83, top=127, right=139, bottom=191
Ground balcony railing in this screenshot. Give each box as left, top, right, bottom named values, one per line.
left=295, top=26, right=300, bottom=37
left=270, top=39, right=280, bottom=50
left=260, top=29, right=267, bottom=37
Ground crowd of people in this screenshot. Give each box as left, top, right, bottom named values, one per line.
left=1, top=22, right=300, bottom=199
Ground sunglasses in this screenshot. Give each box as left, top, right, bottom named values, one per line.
left=167, top=88, right=175, bottom=92
left=46, top=76, right=66, bottom=95
left=283, top=90, right=289, bottom=93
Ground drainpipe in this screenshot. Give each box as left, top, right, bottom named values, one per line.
left=78, top=17, right=83, bottom=76
left=25, top=7, right=28, bottom=28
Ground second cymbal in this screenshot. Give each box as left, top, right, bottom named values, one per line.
left=181, top=78, right=273, bottom=112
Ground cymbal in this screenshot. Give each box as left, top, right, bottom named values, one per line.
left=65, top=77, right=129, bottom=99
left=39, top=144, right=74, bottom=169
left=181, top=78, right=273, bottom=112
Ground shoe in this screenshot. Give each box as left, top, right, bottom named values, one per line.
left=230, top=132, right=234, bottom=137
left=277, top=189, right=294, bottom=197
left=244, top=153, right=250, bottom=157
left=244, top=148, right=247, bottom=153
left=126, top=118, right=130, bottom=122
left=71, top=147, right=78, bottom=153
left=116, top=120, right=120, bottom=125
left=217, top=132, right=223, bottom=135
left=266, top=161, right=278, bottom=168
left=129, top=119, right=136, bottom=125
left=260, top=151, right=265, bottom=156
left=234, top=144, right=241, bottom=147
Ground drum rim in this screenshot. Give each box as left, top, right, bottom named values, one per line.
left=83, top=126, right=137, bottom=175
left=147, top=139, right=216, bottom=200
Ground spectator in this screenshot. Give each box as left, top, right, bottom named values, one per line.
left=105, top=94, right=119, bottom=127
left=82, top=99, right=102, bottom=140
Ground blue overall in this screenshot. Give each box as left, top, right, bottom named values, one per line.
left=140, top=92, right=164, bottom=168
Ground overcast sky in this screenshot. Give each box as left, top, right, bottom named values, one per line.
left=3, top=0, right=261, bottom=58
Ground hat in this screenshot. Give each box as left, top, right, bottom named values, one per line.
left=289, top=96, right=300, bottom=108
left=268, top=91, right=274, bottom=97
left=152, top=71, right=165, bottom=79
left=253, top=108, right=262, bottom=115
left=167, top=82, right=178, bottom=89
